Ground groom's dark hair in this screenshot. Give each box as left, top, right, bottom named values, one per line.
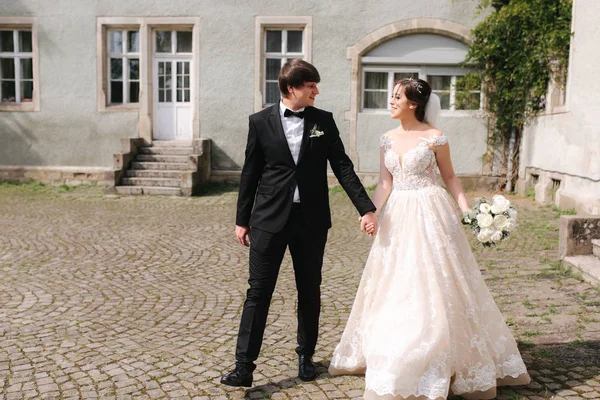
left=279, top=59, right=321, bottom=97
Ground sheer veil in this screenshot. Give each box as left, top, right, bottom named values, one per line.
left=424, top=93, right=441, bottom=129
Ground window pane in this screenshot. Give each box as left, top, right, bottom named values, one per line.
left=177, top=89, right=182, bottom=102
left=110, top=81, right=123, bottom=103
left=21, top=80, right=33, bottom=102
left=156, top=31, right=171, bottom=53
left=129, top=59, right=139, bottom=80
left=438, top=92, right=450, bottom=109
left=176, top=31, right=192, bottom=53
left=184, top=62, right=189, bottom=74
left=265, top=82, right=279, bottom=104
left=128, top=31, right=139, bottom=52
left=1, top=58, right=15, bottom=79
left=184, top=76, right=190, bottom=89
left=266, top=58, right=281, bottom=80
left=177, top=61, right=182, bottom=75
left=266, top=30, right=282, bottom=53
left=287, top=30, right=302, bottom=53
left=20, top=58, right=33, bottom=79
left=394, top=72, right=419, bottom=81
left=166, top=89, right=172, bottom=102
left=0, top=31, right=14, bottom=52
left=18, top=31, right=32, bottom=52
left=184, top=90, right=190, bottom=102
left=109, top=31, right=123, bottom=53
left=177, top=76, right=182, bottom=89
left=159, top=90, right=164, bottom=102
left=364, top=91, right=387, bottom=109
left=129, top=81, right=139, bottom=103
left=1, top=81, right=16, bottom=102
left=365, top=72, right=387, bottom=90
left=110, top=58, right=122, bottom=79
left=428, top=75, right=451, bottom=91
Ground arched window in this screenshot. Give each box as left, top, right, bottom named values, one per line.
left=361, top=33, right=481, bottom=111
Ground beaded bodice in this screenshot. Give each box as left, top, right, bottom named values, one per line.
left=380, top=134, right=448, bottom=191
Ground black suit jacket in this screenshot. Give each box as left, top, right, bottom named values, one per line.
left=236, top=103, right=376, bottom=233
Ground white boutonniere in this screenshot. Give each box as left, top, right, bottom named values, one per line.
left=309, top=124, right=325, bottom=138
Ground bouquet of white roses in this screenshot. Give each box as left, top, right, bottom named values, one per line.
left=462, top=195, right=517, bottom=247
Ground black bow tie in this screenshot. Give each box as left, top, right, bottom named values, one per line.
left=284, top=109, right=305, bottom=119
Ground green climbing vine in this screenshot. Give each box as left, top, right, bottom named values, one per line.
left=461, top=0, right=572, bottom=189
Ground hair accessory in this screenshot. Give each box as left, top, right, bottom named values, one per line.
left=408, top=78, right=423, bottom=94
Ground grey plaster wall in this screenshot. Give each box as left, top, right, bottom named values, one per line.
left=0, top=0, right=486, bottom=170
left=520, top=0, right=600, bottom=205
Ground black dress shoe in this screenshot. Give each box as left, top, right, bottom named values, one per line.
left=220, top=364, right=254, bottom=387
left=298, top=354, right=317, bottom=381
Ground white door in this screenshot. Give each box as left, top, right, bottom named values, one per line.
left=154, top=60, right=192, bottom=140
left=152, top=30, right=194, bottom=141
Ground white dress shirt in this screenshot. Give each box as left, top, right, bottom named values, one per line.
left=279, top=100, right=304, bottom=203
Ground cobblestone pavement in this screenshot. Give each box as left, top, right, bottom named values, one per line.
left=1, top=182, right=600, bottom=400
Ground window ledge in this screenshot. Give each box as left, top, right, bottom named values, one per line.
left=99, top=103, right=140, bottom=112
left=544, top=106, right=568, bottom=116
left=0, top=103, right=38, bottom=112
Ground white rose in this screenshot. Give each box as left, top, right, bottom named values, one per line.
left=477, top=228, right=494, bottom=243
left=505, top=217, right=517, bottom=232
left=494, top=215, right=509, bottom=230
left=493, top=195, right=511, bottom=213
left=490, top=203, right=503, bottom=214
left=508, top=208, right=518, bottom=219
left=479, top=203, right=492, bottom=214
left=491, top=230, right=504, bottom=242
left=476, top=213, right=494, bottom=228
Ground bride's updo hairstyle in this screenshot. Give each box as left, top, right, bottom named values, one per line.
left=396, top=78, right=432, bottom=122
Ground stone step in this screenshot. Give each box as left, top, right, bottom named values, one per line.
left=115, top=186, right=182, bottom=196
left=152, top=140, right=192, bottom=147
left=121, top=177, right=181, bottom=187
left=131, top=162, right=189, bottom=171
left=125, top=170, right=184, bottom=179
left=136, top=154, right=189, bottom=163
left=138, top=147, right=192, bottom=156
left=593, top=239, right=600, bottom=258
left=563, top=255, right=600, bottom=286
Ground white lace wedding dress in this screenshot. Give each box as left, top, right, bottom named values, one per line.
left=329, top=133, right=530, bottom=400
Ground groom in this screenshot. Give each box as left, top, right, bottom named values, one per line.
left=221, top=59, right=377, bottom=387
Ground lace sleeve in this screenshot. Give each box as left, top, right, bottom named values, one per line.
left=380, top=134, right=393, bottom=151
left=420, top=135, right=448, bottom=147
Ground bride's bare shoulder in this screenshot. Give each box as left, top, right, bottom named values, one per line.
left=423, top=126, right=444, bottom=139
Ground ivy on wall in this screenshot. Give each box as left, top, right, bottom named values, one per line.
left=461, top=0, right=572, bottom=189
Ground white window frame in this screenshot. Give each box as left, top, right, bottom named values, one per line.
left=0, top=18, right=39, bottom=112
left=263, top=29, right=305, bottom=107
left=254, top=17, right=312, bottom=112
left=107, top=29, right=141, bottom=106
left=97, top=17, right=201, bottom=143
left=361, top=66, right=482, bottom=113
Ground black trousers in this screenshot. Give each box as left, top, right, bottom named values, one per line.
left=235, top=204, right=328, bottom=367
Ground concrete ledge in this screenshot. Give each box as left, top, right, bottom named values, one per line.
left=0, top=166, right=114, bottom=187
left=563, top=256, right=600, bottom=286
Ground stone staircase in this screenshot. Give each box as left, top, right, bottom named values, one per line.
left=112, top=139, right=210, bottom=196
left=560, top=216, right=600, bottom=285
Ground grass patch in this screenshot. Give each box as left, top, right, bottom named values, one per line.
left=194, top=182, right=239, bottom=196
left=523, top=299, right=535, bottom=310
left=525, top=187, right=536, bottom=201
left=553, top=206, right=577, bottom=216
left=329, top=184, right=345, bottom=194
left=522, top=330, right=542, bottom=338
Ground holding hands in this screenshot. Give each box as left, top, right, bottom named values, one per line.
left=359, top=211, right=378, bottom=237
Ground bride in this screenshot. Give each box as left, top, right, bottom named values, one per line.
left=328, top=78, right=531, bottom=399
